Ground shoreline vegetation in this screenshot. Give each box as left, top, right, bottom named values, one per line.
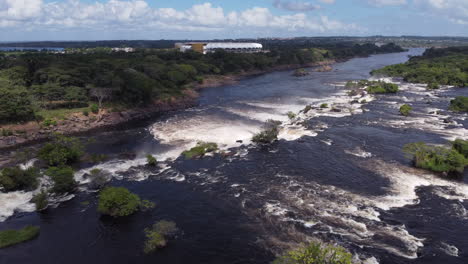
left=371, top=46, right=468, bottom=87
left=0, top=43, right=405, bottom=149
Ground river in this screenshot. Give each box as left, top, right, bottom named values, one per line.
left=1, top=48, right=467, bottom=264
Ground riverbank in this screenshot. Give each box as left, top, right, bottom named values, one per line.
left=0, top=60, right=336, bottom=150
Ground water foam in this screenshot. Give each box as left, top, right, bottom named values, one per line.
left=0, top=191, right=35, bottom=221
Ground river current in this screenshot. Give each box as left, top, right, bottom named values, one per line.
left=1, top=48, right=467, bottom=264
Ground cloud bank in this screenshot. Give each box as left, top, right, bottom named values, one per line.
left=1, top=0, right=467, bottom=40
left=0, top=0, right=359, bottom=35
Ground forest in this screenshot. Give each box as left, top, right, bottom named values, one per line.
left=371, top=46, right=468, bottom=87
left=0, top=42, right=404, bottom=124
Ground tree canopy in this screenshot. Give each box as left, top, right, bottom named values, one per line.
left=372, top=46, right=468, bottom=87
left=0, top=43, right=405, bottom=124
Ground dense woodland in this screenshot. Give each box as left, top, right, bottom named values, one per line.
left=372, top=46, right=468, bottom=87
left=2, top=36, right=468, bottom=49
left=0, top=43, right=404, bottom=124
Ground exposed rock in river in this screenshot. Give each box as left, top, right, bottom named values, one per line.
left=292, top=68, right=309, bottom=77
left=314, top=65, right=333, bottom=72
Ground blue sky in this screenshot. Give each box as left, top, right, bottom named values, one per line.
left=1, top=0, right=467, bottom=41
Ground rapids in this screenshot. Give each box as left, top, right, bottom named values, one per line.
left=1, top=48, right=467, bottom=264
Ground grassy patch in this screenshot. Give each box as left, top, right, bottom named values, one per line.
left=182, top=142, right=218, bottom=159
left=36, top=106, right=91, bottom=120
left=320, top=103, right=328, bottom=108
left=0, top=226, right=40, bottom=248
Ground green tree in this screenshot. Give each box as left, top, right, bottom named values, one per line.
left=449, top=96, right=468, bottom=112
left=97, top=187, right=141, bottom=217
left=403, top=142, right=467, bottom=175
left=452, top=139, right=468, bottom=158
left=0, top=87, right=35, bottom=123
left=38, top=135, right=84, bottom=166
left=427, top=82, right=440, bottom=90
left=0, top=166, right=40, bottom=192
left=46, top=166, right=77, bottom=193
left=31, top=190, right=48, bottom=211
left=117, top=68, right=155, bottom=106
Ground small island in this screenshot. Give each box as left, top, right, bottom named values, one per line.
left=292, top=68, right=309, bottom=77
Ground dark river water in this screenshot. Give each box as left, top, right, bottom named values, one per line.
left=1, top=48, right=468, bottom=264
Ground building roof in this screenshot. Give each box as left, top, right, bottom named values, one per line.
left=205, top=42, right=262, bottom=49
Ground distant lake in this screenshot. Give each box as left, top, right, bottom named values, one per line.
left=0, top=47, right=64, bottom=51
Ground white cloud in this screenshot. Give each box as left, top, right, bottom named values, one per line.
left=0, top=0, right=43, bottom=19
left=0, top=0, right=43, bottom=27
left=366, top=0, right=407, bottom=6
left=319, top=0, right=336, bottom=3
left=414, top=0, right=468, bottom=25
left=273, top=0, right=321, bottom=12
left=0, top=0, right=359, bottom=35
left=185, top=3, right=226, bottom=26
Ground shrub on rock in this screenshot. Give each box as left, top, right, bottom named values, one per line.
left=0, top=166, right=40, bottom=192
left=98, top=187, right=141, bottom=217
left=143, top=220, right=178, bottom=254
left=403, top=142, right=467, bottom=175
left=399, top=104, right=412, bottom=116
left=273, top=242, right=352, bottom=264
left=46, top=166, right=77, bottom=194
left=252, top=119, right=281, bottom=144
left=449, top=96, right=468, bottom=112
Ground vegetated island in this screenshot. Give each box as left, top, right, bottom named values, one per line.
left=0, top=42, right=405, bottom=149
left=371, top=46, right=468, bottom=88
left=403, top=139, right=468, bottom=177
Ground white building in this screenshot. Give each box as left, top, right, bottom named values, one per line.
left=111, top=47, right=135, bottom=52
left=175, top=42, right=263, bottom=54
